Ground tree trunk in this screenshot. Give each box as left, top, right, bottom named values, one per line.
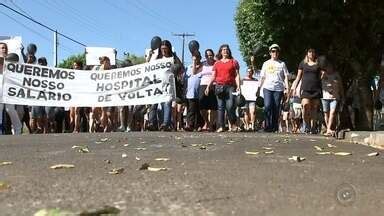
left=356, top=79, right=373, bottom=130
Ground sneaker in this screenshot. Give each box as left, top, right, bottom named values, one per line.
left=125, top=127, right=131, bottom=132
left=117, top=126, right=125, bottom=132
left=216, top=127, right=224, bottom=133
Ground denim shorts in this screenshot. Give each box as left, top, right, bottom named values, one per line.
left=241, top=101, right=256, bottom=110
left=322, top=99, right=338, bottom=112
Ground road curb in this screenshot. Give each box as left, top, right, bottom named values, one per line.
left=343, top=131, right=384, bottom=150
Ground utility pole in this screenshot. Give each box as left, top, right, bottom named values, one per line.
left=53, top=30, right=58, bottom=66
left=172, top=33, right=195, bottom=65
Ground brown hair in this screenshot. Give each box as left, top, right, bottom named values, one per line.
left=216, top=44, right=233, bottom=60
left=303, top=48, right=318, bottom=64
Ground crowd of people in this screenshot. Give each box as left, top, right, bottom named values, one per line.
left=0, top=39, right=382, bottom=136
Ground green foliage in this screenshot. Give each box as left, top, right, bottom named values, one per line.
left=121, top=54, right=146, bottom=66
left=235, top=0, right=384, bottom=82
left=57, top=53, right=85, bottom=69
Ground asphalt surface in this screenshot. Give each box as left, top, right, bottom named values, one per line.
left=0, top=132, right=383, bottom=216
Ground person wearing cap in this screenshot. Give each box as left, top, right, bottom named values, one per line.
left=291, top=48, right=325, bottom=134
left=257, top=44, right=289, bottom=132
left=0, top=42, right=23, bottom=135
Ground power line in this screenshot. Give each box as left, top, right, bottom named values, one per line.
left=0, top=10, right=77, bottom=54
left=9, top=0, right=34, bottom=19
left=36, top=0, right=115, bottom=43
left=0, top=2, right=86, bottom=47
left=132, top=0, right=185, bottom=31
left=104, top=0, right=172, bottom=33
left=0, top=10, right=51, bottom=42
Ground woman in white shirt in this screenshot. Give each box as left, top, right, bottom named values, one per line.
left=257, top=44, right=289, bottom=132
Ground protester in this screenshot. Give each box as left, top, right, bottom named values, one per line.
left=321, top=60, right=344, bottom=136
left=69, top=61, right=84, bottom=133
left=172, top=64, right=186, bottom=131
left=147, top=40, right=182, bottom=131
left=28, top=55, right=44, bottom=133
left=205, top=44, right=241, bottom=132
left=185, top=51, right=204, bottom=131
left=29, top=57, right=49, bottom=133
left=0, top=43, right=22, bottom=135
left=99, top=56, right=115, bottom=132
left=241, top=67, right=257, bottom=131
left=291, top=48, right=324, bottom=134
left=257, top=44, right=289, bottom=133
left=199, top=49, right=217, bottom=131
left=89, top=57, right=109, bottom=132
left=290, top=79, right=302, bottom=133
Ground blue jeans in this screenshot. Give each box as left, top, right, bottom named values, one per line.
left=263, top=89, right=283, bottom=132
left=161, top=101, right=172, bottom=127
left=148, top=101, right=172, bottom=128
left=216, top=85, right=236, bottom=128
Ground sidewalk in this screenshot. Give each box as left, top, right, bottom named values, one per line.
left=344, top=131, right=384, bottom=150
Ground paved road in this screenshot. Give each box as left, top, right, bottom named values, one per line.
left=0, top=132, right=383, bottom=215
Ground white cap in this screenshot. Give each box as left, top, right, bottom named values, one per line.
left=269, top=44, right=280, bottom=51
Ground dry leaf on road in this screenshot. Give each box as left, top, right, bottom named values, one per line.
left=155, top=158, right=170, bottom=161
left=316, top=152, right=332, bottom=155
left=121, top=153, right=128, bottom=158
left=314, top=146, right=323, bottom=151
left=78, top=205, right=120, bottom=215
left=0, top=161, right=12, bottom=166
left=334, top=152, right=352, bottom=156
left=72, top=145, right=89, bottom=153
left=139, top=163, right=150, bottom=170
left=0, top=181, right=10, bottom=190
left=50, top=164, right=75, bottom=169
left=34, top=208, right=73, bottom=216
left=288, top=156, right=306, bottom=162
left=148, top=167, right=169, bottom=172
left=100, top=138, right=109, bottom=142
left=108, top=168, right=124, bottom=175
left=245, top=151, right=259, bottom=155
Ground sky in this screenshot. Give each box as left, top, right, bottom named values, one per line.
left=0, top=0, right=246, bottom=71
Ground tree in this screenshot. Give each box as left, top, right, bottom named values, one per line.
left=124, top=53, right=146, bottom=65
left=58, top=53, right=85, bottom=69
left=235, top=0, right=384, bottom=130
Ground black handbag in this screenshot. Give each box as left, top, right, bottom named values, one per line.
left=215, top=85, right=225, bottom=97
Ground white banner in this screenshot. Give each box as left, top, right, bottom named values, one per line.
left=1, top=58, right=176, bottom=107
left=0, top=36, right=23, bottom=63
left=241, top=80, right=259, bottom=101
left=85, top=47, right=116, bottom=65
